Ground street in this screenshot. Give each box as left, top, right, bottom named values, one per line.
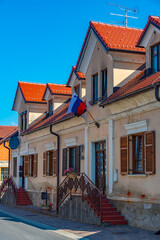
left=0, top=211, right=72, bottom=240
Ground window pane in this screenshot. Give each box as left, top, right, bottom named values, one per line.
left=93, top=74, right=98, bottom=101
left=1, top=168, right=8, bottom=181
left=152, top=46, right=158, bottom=73
left=102, top=70, right=107, bottom=97
left=135, top=136, right=144, bottom=173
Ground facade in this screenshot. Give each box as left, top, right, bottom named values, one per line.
left=8, top=15, right=160, bottom=230
left=0, top=126, right=18, bottom=183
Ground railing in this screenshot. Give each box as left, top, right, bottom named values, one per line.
left=57, top=173, right=102, bottom=223
left=0, top=178, right=9, bottom=198
left=0, top=177, right=17, bottom=200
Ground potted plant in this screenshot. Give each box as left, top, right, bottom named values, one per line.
left=64, top=168, right=76, bottom=178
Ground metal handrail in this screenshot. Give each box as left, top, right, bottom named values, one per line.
left=0, top=177, right=18, bottom=200
left=56, top=172, right=102, bottom=223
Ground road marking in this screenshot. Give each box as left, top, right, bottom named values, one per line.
left=0, top=208, right=89, bottom=240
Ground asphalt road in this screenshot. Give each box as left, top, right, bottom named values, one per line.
left=0, top=211, right=72, bottom=240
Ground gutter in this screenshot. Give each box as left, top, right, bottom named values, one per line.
left=99, top=84, right=155, bottom=107
left=21, top=115, right=74, bottom=136
left=3, top=141, right=11, bottom=177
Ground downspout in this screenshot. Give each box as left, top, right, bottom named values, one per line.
left=154, top=84, right=160, bottom=101
left=49, top=125, right=60, bottom=188
left=3, top=141, right=11, bottom=178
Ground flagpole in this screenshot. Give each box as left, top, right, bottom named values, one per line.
left=86, top=109, right=100, bottom=128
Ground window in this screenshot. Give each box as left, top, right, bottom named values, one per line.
left=151, top=43, right=160, bottom=73
left=13, top=157, right=17, bottom=177
left=24, top=154, right=38, bottom=178
left=1, top=168, right=8, bottom=181
left=92, top=73, right=98, bottom=102
left=120, top=131, right=155, bottom=175
left=133, top=134, right=144, bottom=174
left=29, top=155, right=34, bottom=177
left=101, top=69, right=107, bottom=98
left=74, top=85, right=80, bottom=97
left=43, top=150, right=57, bottom=176
left=48, top=99, right=53, bottom=116
left=20, top=111, right=27, bottom=131
left=62, top=146, right=81, bottom=175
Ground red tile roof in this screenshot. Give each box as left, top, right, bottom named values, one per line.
left=0, top=126, right=18, bottom=140
left=138, top=16, right=160, bottom=45
left=100, top=71, right=160, bottom=106
left=75, top=71, right=86, bottom=80
left=67, top=21, right=145, bottom=86
left=47, top=83, right=72, bottom=95
left=21, top=99, right=74, bottom=135
left=90, top=21, right=145, bottom=53
left=19, top=81, right=47, bottom=103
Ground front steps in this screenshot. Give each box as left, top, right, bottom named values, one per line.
left=87, top=195, right=128, bottom=225
left=16, top=187, right=32, bottom=206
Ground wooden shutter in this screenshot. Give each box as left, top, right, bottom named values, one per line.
left=75, top=146, right=80, bottom=173
left=53, top=150, right=57, bottom=175
left=43, top=152, right=47, bottom=176
left=33, top=154, right=38, bottom=177
left=62, top=148, right=67, bottom=176
left=120, top=136, right=129, bottom=175
left=145, top=131, right=155, bottom=174
left=24, top=155, right=29, bottom=177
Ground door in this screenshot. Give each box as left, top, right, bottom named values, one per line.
left=95, top=141, right=106, bottom=194
left=22, top=156, right=25, bottom=189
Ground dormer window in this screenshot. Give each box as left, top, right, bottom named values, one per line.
left=20, top=111, right=27, bottom=131
left=74, top=84, right=80, bottom=97
left=151, top=43, right=160, bottom=73
left=101, top=69, right=107, bottom=98
left=92, top=73, right=98, bottom=103
left=48, top=99, right=53, bottom=116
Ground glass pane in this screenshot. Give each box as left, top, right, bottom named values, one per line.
left=158, top=45, right=160, bottom=71
left=152, top=46, right=158, bottom=73
left=70, top=148, right=76, bottom=169
left=102, top=70, right=107, bottom=97
left=93, top=74, right=98, bottom=101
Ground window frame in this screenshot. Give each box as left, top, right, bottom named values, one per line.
left=74, top=84, right=80, bottom=97
left=46, top=150, right=53, bottom=176
left=151, top=42, right=160, bottom=73
left=48, top=99, right=53, bottom=116
left=101, top=69, right=107, bottom=99
left=92, top=73, right=98, bottom=103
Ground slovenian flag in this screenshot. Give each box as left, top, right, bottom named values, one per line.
left=67, top=92, right=86, bottom=116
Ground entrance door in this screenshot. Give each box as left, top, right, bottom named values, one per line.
left=95, top=141, right=106, bottom=194
left=22, top=156, right=25, bottom=189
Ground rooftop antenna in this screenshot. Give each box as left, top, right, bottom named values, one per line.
left=106, top=2, right=138, bottom=27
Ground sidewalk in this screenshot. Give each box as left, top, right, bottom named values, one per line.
left=0, top=203, right=160, bottom=240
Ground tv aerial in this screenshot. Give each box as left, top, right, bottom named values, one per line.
left=106, top=2, right=138, bottom=27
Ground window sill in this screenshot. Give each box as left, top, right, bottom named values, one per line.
left=128, top=174, right=147, bottom=177
left=89, top=100, right=98, bottom=105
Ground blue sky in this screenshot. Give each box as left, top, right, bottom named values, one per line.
left=0, top=0, right=159, bottom=126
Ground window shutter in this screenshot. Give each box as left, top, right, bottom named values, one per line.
left=145, top=131, right=155, bottom=174
left=62, top=148, right=67, bottom=176
left=53, top=150, right=57, bottom=175
left=120, top=136, right=129, bottom=175
left=24, top=155, right=29, bottom=177
left=43, top=152, right=47, bottom=176
left=75, top=146, right=80, bottom=173
left=33, top=154, right=38, bottom=177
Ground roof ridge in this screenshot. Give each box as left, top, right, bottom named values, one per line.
left=47, top=83, right=66, bottom=86
left=90, top=20, right=143, bottom=31
left=18, top=81, right=46, bottom=86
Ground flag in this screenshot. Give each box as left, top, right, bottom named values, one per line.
left=67, top=92, right=86, bottom=116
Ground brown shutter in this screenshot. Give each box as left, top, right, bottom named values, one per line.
left=120, top=136, right=129, bottom=175
left=33, top=154, right=38, bottom=177
left=43, top=152, right=47, bottom=176
left=24, top=155, right=29, bottom=177
left=145, top=131, right=155, bottom=174
left=75, top=146, right=80, bottom=173
left=53, top=150, right=57, bottom=175
left=62, top=148, right=67, bottom=176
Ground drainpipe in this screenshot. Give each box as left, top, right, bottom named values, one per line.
left=3, top=141, right=11, bottom=178
left=154, top=84, right=160, bottom=101
left=49, top=125, right=60, bottom=188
